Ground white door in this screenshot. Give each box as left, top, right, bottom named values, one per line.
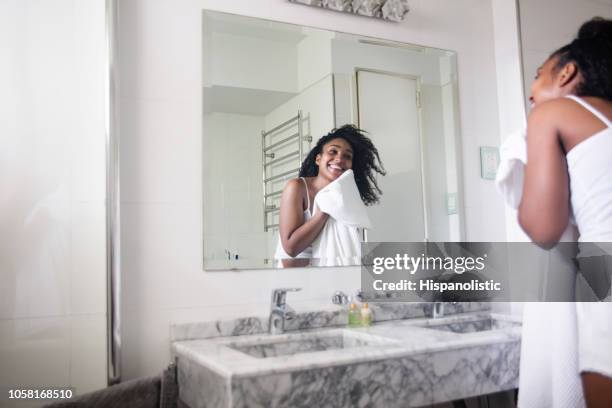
left=357, top=70, right=426, bottom=241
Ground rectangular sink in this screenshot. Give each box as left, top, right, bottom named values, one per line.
left=417, top=316, right=520, bottom=334
left=227, top=331, right=393, bottom=359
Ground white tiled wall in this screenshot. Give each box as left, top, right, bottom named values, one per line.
left=203, top=113, right=266, bottom=264
left=0, top=0, right=108, bottom=405
left=118, top=0, right=508, bottom=380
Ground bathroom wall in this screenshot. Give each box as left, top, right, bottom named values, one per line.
left=421, top=81, right=459, bottom=241
left=264, top=76, right=335, bottom=144
left=297, top=32, right=334, bottom=91
left=119, top=0, right=509, bottom=380
left=208, top=32, right=298, bottom=93
left=519, top=0, right=612, bottom=109
left=202, top=113, right=265, bottom=267
left=0, top=0, right=108, bottom=405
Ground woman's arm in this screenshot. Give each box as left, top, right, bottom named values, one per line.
left=519, top=101, right=570, bottom=249
left=279, top=179, right=329, bottom=257
left=582, top=372, right=612, bottom=408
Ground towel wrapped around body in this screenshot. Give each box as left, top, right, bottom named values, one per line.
left=311, top=169, right=370, bottom=266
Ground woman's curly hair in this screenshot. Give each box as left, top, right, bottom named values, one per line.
left=551, top=17, right=612, bottom=99
left=298, top=124, right=386, bottom=205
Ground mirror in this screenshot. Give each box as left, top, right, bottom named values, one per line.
left=202, top=11, right=464, bottom=270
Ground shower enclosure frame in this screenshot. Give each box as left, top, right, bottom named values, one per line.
left=105, top=0, right=121, bottom=386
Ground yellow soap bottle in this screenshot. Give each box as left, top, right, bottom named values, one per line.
left=361, top=303, right=372, bottom=327
left=348, top=303, right=362, bottom=327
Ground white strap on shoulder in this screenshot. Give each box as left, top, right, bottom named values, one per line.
left=300, top=177, right=310, bottom=212
left=565, top=95, right=612, bottom=128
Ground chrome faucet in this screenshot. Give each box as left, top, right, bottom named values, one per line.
left=269, top=288, right=301, bottom=335
left=332, top=290, right=364, bottom=305
left=432, top=301, right=458, bottom=319
left=432, top=302, right=445, bottom=319
left=332, top=291, right=349, bottom=305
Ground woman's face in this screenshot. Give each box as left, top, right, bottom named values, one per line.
left=529, top=56, right=563, bottom=107
left=315, top=138, right=353, bottom=181
left=529, top=55, right=579, bottom=107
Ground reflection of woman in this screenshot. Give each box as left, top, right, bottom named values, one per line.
left=275, top=124, right=385, bottom=267
left=519, top=18, right=612, bottom=407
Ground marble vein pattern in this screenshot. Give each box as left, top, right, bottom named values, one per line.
left=179, top=356, right=229, bottom=408
left=229, top=342, right=519, bottom=408
left=173, top=311, right=521, bottom=408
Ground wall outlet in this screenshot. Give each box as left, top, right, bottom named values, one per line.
left=446, top=192, right=458, bottom=215
left=480, top=146, right=500, bottom=180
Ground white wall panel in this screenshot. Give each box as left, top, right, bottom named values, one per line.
left=0, top=0, right=108, bottom=404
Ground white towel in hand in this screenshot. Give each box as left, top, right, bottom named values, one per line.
left=495, top=128, right=526, bottom=209
left=312, top=170, right=370, bottom=266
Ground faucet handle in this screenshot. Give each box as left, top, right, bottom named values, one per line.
left=271, top=288, right=302, bottom=306
left=332, top=291, right=349, bottom=305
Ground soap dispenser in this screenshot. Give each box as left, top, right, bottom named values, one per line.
left=360, top=302, right=372, bottom=327
left=348, top=302, right=362, bottom=328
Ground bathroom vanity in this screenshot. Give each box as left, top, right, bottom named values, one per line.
left=171, top=303, right=521, bottom=408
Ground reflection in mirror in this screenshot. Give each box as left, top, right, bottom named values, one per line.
left=202, top=11, right=464, bottom=270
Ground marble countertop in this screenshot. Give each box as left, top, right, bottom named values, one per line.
left=173, top=311, right=521, bottom=379
left=172, top=304, right=522, bottom=408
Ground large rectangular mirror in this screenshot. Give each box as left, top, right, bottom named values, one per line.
left=202, top=11, right=464, bottom=270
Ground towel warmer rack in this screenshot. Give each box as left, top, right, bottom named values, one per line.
left=262, top=111, right=312, bottom=232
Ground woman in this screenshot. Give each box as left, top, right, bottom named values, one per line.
left=519, top=17, right=612, bottom=407
left=276, top=124, right=385, bottom=267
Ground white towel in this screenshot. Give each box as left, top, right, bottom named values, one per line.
left=518, top=302, right=585, bottom=408
left=311, top=170, right=370, bottom=266
left=495, top=128, right=526, bottom=209
left=496, top=130, right=585, bottom=408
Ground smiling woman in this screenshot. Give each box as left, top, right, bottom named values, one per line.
left=275, top=125, right=385, bottom=267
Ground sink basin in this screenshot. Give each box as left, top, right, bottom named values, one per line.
left=227, top=330, right=393, bottom=359
left=417, top=316, right=520, bottom=334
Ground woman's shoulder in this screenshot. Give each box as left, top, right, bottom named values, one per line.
left=528, top=97, right=601, bottom=130
left=529, top=97, right=612, bottom=150
left=530, top=98, right=581, bottom=118
left=281, top=178, right=308, bottom=209
left=284, top=177, right=316, bottom=188
left=530, top=96, right=612, bottom=119
left=282, top=178, right=307, bottom=197
left=284, top=177, right=305, bottom=189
